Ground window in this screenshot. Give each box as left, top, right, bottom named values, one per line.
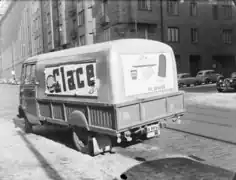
left=104, top=28, right=110, bottom=41
left=24, top=64, right=36, bottom=84
left=212, top=5, right=218, bottom=20
left=48, top=30, right=52, bottom=44
left=175, top=55, right=181, bottom=72
left=73, top=19, right=77, bottom=30
left=46, top=12, right=50, bottom=25
left=78, top=10, right=85, bottom=26
left=191, top=28, right=198, bottom=43
left=101, top=0, right=108, bottom=16
left=167, top=0, right=179, bottom=16
left=183, top=74, right=190, bottom=78
left=167, top=27, right=179, bottom=42
left=190, top=1, right=197, bottom=16
left=21, top=64, right=26, bottom=82
left=222, top=29, right=232, bottom=44
left=138, top=0, right=151, bottom=10
left=223, top=5, right=232, bottom=19
left=197, top=72, right=203, bottom=76
left=79, top=35, right=85, bottom=46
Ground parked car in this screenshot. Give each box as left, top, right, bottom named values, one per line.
left=178, top=73, right=200, bottom=87
left=216, top=72, right=236, bottom=92
left=196, top=70, right=221, bottom=84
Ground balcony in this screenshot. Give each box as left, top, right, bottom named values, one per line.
left=69, top=8, right=76, bottom=17
left=100, top=14, right=110, bottom=26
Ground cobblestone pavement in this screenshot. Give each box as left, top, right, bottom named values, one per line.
left=1, top=84, right=236, bottom=180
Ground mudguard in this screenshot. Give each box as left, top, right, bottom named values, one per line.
left=68, top=110, right=90, bottom=131
left=18, top=105, right=41, bottom=125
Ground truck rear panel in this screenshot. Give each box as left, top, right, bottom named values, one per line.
left=116, top=92, right=184, bottom=130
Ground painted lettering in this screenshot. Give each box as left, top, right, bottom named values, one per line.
left=76, top=67, right=85, bottom=88
left=67, top=70, right=76, bottom=90
left=86, top=64, right=95, bottom=86
left=53, top=68, right=61, bottom=93
left=60, top=67, right=66, bottom=91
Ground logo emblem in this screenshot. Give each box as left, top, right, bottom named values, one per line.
left=46, top=75, right=61, bottom=93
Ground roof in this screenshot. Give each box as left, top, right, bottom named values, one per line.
left=198, top=69, right=214, bottom=72
left=25, top=38, right=172, bottom=64
left=178, top=73, right=190, bottom=75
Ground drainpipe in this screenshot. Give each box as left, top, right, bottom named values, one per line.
left=40, top=0, right=45, bottom=53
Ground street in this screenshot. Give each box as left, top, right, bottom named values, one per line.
left=1, top=84, right=236, bottom=180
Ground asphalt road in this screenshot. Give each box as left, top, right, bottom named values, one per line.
left=180, top=83, right=217, bottom=93
left=1, top=84, right=236, bottom=180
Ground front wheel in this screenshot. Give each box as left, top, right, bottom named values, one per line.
left=24, top=117, right=33, bottom=133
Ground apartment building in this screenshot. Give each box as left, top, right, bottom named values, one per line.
left=77, top=0, right=95, bottom=45
left=162, top=0, right=236, bottom=76
left=93, top=0, right=236, bottom=76
left=93, top=0, right=161, bottom=43
left=0, top=1, right=30, bottom=79
left=31, top=0, right=43, bottom=56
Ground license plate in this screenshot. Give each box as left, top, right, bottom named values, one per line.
left=146, top=124, right=159, bottom=138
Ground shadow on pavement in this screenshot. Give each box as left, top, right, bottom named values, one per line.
left=116, top=157, right=235, bottom=180
left=17, top=130, right=65, bottom=180
left=12, top=117, right=76, bottom=150
left=12, top=116, right=148, bottom=152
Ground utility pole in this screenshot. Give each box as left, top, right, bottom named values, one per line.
left=160, top=0, right=164, bottom=42
left=11, top=42, right=15, bottom=81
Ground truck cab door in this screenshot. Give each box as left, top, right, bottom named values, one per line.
left=20, top=63, right=39, bottom=124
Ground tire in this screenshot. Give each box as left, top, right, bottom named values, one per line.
left=194, top=81, right=199, bottom=86
left=178, top=83, right=184, bottom=88
left=24, top=117, right=33, bottom=134
left=72, top=127, right=94, bottom=156
left=217, top=88, right=223, bottom=92
left=204, top=78, right=210, bottom=84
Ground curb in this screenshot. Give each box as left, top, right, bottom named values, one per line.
left=186, top=102, right=235, bottom=112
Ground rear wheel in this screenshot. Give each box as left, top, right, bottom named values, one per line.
left=217, top=88, right=223, bottom=92
left=204, top=78, right=210, bottom=84
left=72, top=127, right=94, bottom=155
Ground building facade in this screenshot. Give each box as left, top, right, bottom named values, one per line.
left=93, top=0, right=161, bottom=43
left=0, top=0, right=44, bottom=79
left=1, top=0, right=236, bottom=79
left=162, top=0, right=236, bottom=76
left=93, top=0, right=236, bottom=76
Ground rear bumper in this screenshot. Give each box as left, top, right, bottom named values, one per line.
left=117, top=110, right=185, bottom=133
left=115, top=111, right=185, bottom=143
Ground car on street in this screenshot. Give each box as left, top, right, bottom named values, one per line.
left=196, top=70, right=221, bottom=84
left=178, top=73, right=200, bottom=87
left=216, top=72, right=236, bottom=92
